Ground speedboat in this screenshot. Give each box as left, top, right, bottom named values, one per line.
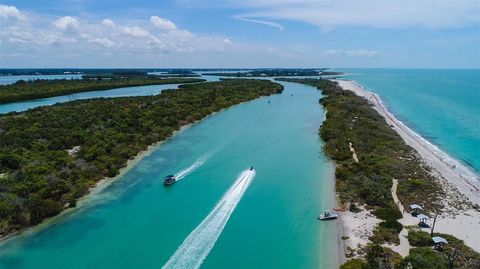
left=318, top=210, right=338, bottom=221
left=163, top=175, right=176, bottom=186
left=249, top=166, right=254, bottom=171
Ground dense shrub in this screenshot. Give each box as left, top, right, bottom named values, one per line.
left=374, top=207, right=402, bottom=221
left=402, top=248, right=446, bottom=269
left=407, top=230, right=433, bottom=247
left=364, top=244, right=403, bottom=269
left=340, top=259, right=367, bottom=269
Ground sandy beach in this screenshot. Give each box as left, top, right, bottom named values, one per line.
left=333, top=79, right=480, bottom=253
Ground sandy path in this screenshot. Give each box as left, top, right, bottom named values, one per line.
left=349, top=142, right=359, bottom=163
left=387, top=179, right=415, bottom=256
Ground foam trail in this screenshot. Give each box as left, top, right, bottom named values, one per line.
left=175, top=156, right=208, bottom=181
left=162, top=169, right=256, bottom=269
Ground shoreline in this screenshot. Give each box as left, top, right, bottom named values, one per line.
left=0, top=126, right=180, bottom=245
left=0, top=97, right=262, bottom=245
left=333, top=79, right=480, bottom=252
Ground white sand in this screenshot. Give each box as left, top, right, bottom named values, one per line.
left=338, top=206, right=381, bottom=257
left=333, top=79, right=480, bottom=252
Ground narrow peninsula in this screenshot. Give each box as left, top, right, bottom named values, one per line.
left=279, top=78, right=480, bottom=269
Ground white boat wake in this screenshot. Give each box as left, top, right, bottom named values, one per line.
left=175, top=156, right=208, bottom=181
left=162, top=169, right=256, bottom=269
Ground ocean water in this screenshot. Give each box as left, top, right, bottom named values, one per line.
left=340, top=68, right=480, bottom=173
left=0, top=80, right=336, bottom=268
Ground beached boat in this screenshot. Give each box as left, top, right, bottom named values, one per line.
left=163, top=175, right=176, bottom=186
left=317, top=210, right=338, bottom=221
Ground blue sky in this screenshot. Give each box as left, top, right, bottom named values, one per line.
left=1, top=0, right=479, bottom=68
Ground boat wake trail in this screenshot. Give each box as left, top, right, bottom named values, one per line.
left=162, top=169, right=256, bottom=269
left=175, top=156, right=208, bottom=181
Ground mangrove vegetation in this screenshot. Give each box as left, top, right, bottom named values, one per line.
left=0, top=76, right=205, bottom=104
left=0, top=79, right=283, bottom=237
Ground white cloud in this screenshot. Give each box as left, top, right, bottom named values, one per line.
left=102, top=19, right=115, bottom=27
left=210, top=0, right=480, bottom=30
left=0, top=4, right=26, bottom=20
left=234, top=15, right=284, bottom=31
left=54, top=16, right=80, bottom=31
left=0, top=5, right=234, bottom=60
left=89, top=38, right=114, bottom=47
left=123, top=26, right=150, bottom=37
left=150, top=16, right=177, bottom=30
left=323, top=49, right=380, bottom=58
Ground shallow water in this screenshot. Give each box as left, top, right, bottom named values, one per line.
left=339, top=68, right=480, bottom=173
left=0, top=80, right=336, bottom=269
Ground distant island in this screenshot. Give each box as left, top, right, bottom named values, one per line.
left=0, top=79, right=283, bottom=239
left=203, top=68, right=343, bottom=77
left=0, top=68, right=200, bottom=76
left=0, top=75, right=205, bottom=104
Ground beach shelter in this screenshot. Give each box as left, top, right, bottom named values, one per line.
left=410, top=204, right=423, bottom=216
left=432, top=236, right=448, bottom=251
left=410, top=204, right=423, bottom=211
left=417, top=214, right=429, bottom=228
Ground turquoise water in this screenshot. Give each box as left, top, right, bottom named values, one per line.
left=0, top=81, right=337, bottom=268
left=339, top=69, right=480, bottom=173
left=0, top=74, right=83, bottom=85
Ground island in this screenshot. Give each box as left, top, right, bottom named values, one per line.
left=0, top=79, right=283, bottom=239
left=0, top=74, right=205, bottom=103
left=203, top=68, right=343, bottom=77
left=278, top=78, right=480, bottom=269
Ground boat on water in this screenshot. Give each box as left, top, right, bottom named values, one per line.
left=163, top=175, right=176, bottom=186
left=249, top=166, right=254, bottom=171
left=317, top=210, right=338, bottom=221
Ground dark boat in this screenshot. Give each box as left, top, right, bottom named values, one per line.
left=163, top=175, right=176, bottom=186
left=249, top=166, right=254, bottom=171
